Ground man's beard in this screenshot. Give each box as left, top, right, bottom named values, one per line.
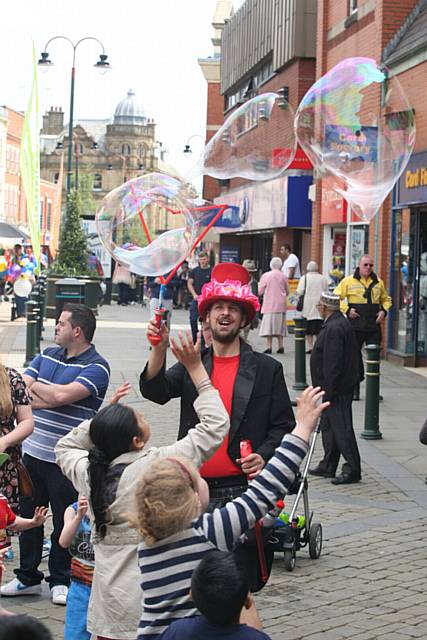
left=211, top=325, right=241, bottom=344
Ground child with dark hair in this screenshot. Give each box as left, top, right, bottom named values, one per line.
left=161, top=550, right=272, bottom=639
left=0, top=614, right=53, bottom=639
left=55, top=332, right=230, bottom=640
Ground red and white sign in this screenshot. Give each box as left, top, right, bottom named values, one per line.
left=272, top=146, right=313, bottom=170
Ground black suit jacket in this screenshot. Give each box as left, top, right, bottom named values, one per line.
left=310, top=311, right=360, bottom=402
left=139, top=340, right=295, bottom=464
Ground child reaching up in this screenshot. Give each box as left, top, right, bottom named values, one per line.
left=55, top=331, right=230, bottom=640
left=59, top=496, right=94, bottom=640
left=132, top=386, right=329, bottom=638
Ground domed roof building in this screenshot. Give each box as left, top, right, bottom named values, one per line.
left=113, top=89, right=146, bottom=126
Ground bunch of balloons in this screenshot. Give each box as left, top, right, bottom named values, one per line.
left=96, top=57, right=415, bottom=280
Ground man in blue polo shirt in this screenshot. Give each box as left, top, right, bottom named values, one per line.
left=1, top=303, right=110, bottom=605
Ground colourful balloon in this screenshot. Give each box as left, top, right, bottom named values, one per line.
left=198, top=92, right=296, bottom=181
left=96, top=173, right=197, bottom=277
left=295, top=57, right=416, bottom=221
left=9, top=264, right=22, bottom=280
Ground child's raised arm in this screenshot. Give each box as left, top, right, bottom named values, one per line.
left=170, top=331, right=211, bottom=392
left=12, top=506, right=49, bottom=532
left=59, top=497, right=89, bottom=549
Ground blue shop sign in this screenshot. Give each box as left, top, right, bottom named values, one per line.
left=395, top=150, right=427, bottom=207
left=324, top=125, right=378, bottom=163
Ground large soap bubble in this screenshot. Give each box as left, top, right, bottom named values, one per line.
left=198, top=92, right=297, bottom=181
left=96, top=173, right=196, bottom=278
left=295, top=57, right=415, bottom=221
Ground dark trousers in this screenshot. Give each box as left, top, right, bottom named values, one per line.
left=354, top=327, right=382, bottom=393
left=189, top=299, right=199, bottom=343
left=15, top=295, right=28, bottom=317
left=117, top=283, right=131, bottom=305
left=15, top=454, right=77, bottom=587
left=318, top=394, right=361, bottom=478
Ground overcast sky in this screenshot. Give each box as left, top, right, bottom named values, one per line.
left=1, top=0, right=244, bottom=186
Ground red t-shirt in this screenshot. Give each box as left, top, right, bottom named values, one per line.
left=0, top=494, right=16, bottom=549
left=200, top=354, right=242, bottom=478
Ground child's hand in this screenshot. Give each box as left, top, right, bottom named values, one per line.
left=110, top=382, right=132, bottom=404
left=170, top=331, right=201, bottom=371
left=294, top=386, right=330, bottom=442
left=31, top=506, right=49, bottom=527
left=76, top=496, right=89, bottom=519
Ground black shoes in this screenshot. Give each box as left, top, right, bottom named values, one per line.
left=309, top=466, right=335, bottom=478
left=263, top=348, right=272, bottom=354
left=306, top=349, right=312, bottom=354
left=331, top=473, right=361, bottom=485
left=277, top=348, right=284, bottom=354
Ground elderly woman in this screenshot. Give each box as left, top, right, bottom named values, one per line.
left=258, top=257, right=290, bottom=354
left=296, top=261, right=329, bottom=353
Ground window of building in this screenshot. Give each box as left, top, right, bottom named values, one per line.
left=121, top=143, right=131, bottom=155
left=54, top=172, right=60, bottom=184
left=349, top=0, right=357, bottom=14
left=74, top=143, right=84, bottom=155
left=93, top=173, right=102, bottom=190
left=46, top=202, right=52, bottom=230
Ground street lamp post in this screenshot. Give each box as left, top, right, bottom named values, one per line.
left=38, top=36, right=110, bottom=196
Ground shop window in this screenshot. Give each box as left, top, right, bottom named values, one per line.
left=93, top=173, right=102, bottom=190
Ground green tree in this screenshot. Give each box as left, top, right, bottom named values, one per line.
left=53, top=189, right=92, bottom=275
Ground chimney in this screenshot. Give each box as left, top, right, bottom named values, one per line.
left=41, top=106, right=64, bottom=135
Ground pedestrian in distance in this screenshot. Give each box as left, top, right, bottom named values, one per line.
left=334, top=255, right=392, bottom=400
left=241, top=260, right=260, bottom=343
left=1, top=304, right=110, bottom=606
left=279, top=244, right=301, bottom=279
left=296, top=261, right=329, bottom=353
left=55, top=331, right=229, bottom=640
left=187, top=251, right=212, bottom=343
left=132, top=386, right=329, bottom=638
left=309, top=293, right=362, bottom=485
left=258, top=257, right=290, bottom=354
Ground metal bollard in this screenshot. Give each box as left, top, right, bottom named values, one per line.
left=293, top=317, right=308, bottom=390
left=24, top=300, right=37, bottom=366
left=29, top=290, right=41, bottom=354
left=360, top=344, right=382, bottom=440
left=38, top=279, right=46, bottom=336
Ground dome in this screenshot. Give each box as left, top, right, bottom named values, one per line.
left=113, top=89, right=146, bottom=125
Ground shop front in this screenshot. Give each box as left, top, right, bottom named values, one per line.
left=389, top=151, right=427, bottom=365
left=214, top=174, right=312, bottom=274
left=321, top=179, right=369, bottom=287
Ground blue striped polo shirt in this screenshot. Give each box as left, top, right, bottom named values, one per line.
left=23, top=345, right=110, bottom=463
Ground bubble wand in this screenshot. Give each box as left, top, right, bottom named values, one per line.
left=148, top=283, right=167, bottom=347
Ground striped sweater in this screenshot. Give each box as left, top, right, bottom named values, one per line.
left=137, top=433, right=308, bottom=638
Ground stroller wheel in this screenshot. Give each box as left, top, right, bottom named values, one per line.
left=309, top=522, right=322, bottom=559
left=284, top=549, right=296, bottom=572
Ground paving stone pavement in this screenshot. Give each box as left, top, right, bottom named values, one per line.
left=0, top=301, right=426, bottom=639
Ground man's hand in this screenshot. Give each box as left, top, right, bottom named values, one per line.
left=293, top=386, right=330, bottom=443
left=110, top=382, right=132, bottom=404
left=376, top=310, right=386, bottom=324
left=348, top=308, right=360, bottom=319
left=76, top=496, right=89, bottom=519
left=170, top=331, right=201, bottom=372
left=236, top=453, right=265, bottom=479
left=147, top=318, right=169, bottom=350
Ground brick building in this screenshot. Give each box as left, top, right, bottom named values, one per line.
left=203, top=0, right=317, bottom=273
left=312, top=0, right=427, bottom=365
left=0, top=106, right=60, bottom=257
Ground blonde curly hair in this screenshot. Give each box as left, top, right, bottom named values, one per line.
left=130, top=456, right=200, bottom=546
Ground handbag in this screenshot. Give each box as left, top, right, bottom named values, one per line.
left=296, top=275, right=306, bottom=312
left=16, top=460, right=34, bottom=498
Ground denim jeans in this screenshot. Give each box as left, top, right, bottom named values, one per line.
left=15, top=454, right=77, bottom=587
left=65, top=580, right=91, bottom=640
left=14, top=294, right=28, bottom=317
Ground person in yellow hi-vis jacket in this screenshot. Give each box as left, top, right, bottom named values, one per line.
left=334, top=255, right=392, bottom=400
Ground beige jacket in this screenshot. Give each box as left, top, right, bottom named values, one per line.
left=55, top=388, right=229, bottom=639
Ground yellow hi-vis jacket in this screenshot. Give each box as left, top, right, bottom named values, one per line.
left=334, top=273, right=392, bottom=316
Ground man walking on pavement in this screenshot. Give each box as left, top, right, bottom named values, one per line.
left=280, top=244, right=301, bottom=279
left=1, top=304, right=110, bottom=605
left=334, top=255, right=392, bottom=400
left=309, top=293, right=362, bottom=485
left=187, top=251, right=212, bottom=343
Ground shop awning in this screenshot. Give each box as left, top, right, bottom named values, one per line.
left=0, top=222, right=30, bottom=245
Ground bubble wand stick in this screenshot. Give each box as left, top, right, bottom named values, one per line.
left=148, top=283, right=167, bottom=347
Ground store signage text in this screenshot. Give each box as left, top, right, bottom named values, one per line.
left=405, top=167, right=427, bottom=189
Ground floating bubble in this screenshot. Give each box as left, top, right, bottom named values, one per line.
left=295, top=57, right=416, bottom=221
left=199, top=93, right=297, bottom=181
left=96, top=173, right=196, bottom=278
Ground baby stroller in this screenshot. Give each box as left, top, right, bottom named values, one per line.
left=268, top=421, right=323, bottom=571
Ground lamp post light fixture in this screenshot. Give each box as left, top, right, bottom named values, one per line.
left=182, top=134, right=205, bottom=154
left=38, top=36, right=110, bottom=196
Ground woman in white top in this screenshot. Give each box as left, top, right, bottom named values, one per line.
left=296, top=261, right=329, bottom=353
